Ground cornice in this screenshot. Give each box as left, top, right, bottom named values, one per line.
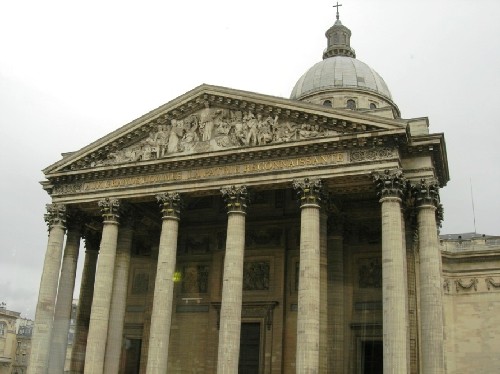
left=441, top=249, right=500, bottom=264
left=404, top=132, right=449, bottom=186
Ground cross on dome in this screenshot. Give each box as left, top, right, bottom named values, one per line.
left=333, top=2, right=342, bottom=20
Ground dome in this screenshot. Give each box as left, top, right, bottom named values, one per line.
left=290, top=56, right=393, bottom=101
left=289, top=12, right=398, bottom=118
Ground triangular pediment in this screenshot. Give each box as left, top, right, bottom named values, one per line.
left=44, top=84, right=407, bottom=175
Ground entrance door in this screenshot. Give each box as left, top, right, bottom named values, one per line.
left=238, top=322, right=261, bottom=374
left=123, top=338, right=142, bottom=374
left=362, top=340, right=383, bottom=374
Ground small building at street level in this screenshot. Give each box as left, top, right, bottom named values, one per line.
left=27, top=9, right=500, bottom=374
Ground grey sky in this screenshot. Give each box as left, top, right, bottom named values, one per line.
left=1, top=0, right=499, bottom=319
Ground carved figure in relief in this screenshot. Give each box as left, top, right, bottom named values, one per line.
left=199, top=106, right=216, bottom=141
left=180, top=115, right=200, bottom=152
left=98, top=106, right=360, bottom=166
left=274, top=119, right=297, bottom=142
left=140, top=132, right=157, bottom=160
left=299, top=124, right=314, bottom=139
left=256, top=114, right=273, bottom=145
left=245, top=111, right=258, bottom=145
left=231, top=110, right=246, bottom=145
left=153, top=124, right=170, bottom=158
left=167, top=119, right=184, bottom=153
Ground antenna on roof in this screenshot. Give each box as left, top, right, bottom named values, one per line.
left=470, top=178, right=477, bottom=234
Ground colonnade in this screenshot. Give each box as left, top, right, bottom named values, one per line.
left=28, top=171, right=445, bottom=374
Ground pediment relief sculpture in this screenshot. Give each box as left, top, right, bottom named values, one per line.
left=98, top=107, right=344, bottom=167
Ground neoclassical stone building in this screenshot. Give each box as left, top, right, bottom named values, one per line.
left=29, top=13, right=458, bottom=374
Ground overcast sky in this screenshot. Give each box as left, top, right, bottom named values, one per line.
left=1, top=0, right=499, bottom=319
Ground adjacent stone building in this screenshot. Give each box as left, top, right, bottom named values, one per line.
left=12, top=318, right=33, bottom=374
left=27, top=10, right=498, bottom=374
left=441, top=233, right=500, bottom=373
left=0, top=304, right=19, bottom=374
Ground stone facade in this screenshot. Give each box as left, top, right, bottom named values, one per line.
left=0, top=307, right=34, bottom=374
left=441, top=234, right=500, bottom=374
left=0, top=305, right=19, bottom=374
left=29, top=11, right=499, bottom=374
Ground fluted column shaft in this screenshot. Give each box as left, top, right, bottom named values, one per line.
left=374, top=170, right=409, bottom=374
left=293, top=178, right=323, bottom=374
left=48, top=221, right=82, bottom=373
left=84, top=198, right=121, bottom=374
left=104, top=219, right=134, bottom=373
left=70, top=235, right=99, bottom=374
left=28, top=204, right=67, bottom=374
left=146, top=193, right=181, bottom=374
left=217, top=186, right=248, bottom=374
left=415, top=180, right=444, bottom=373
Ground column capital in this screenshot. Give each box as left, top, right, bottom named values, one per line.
left=221, top=185, right=248, bottom=214
left=156, top=192, right=181, bottom=219
left=372, top=169, right=407, bottom=200
left=44, top=203, right=67, bottom=229
left=412, top=179, right=440, bottom=208
left=98, top=198, right=120, bottom=223
left=293, top=177, right=323, bottom=207
left=412, top=179, right=444, bottom=228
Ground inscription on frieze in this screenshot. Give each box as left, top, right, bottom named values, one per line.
left=350, top=147, right=397, bottom=162
left=52, top=147, right=397, bottom=196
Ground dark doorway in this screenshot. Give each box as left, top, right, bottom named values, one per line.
left=362, top=340, right=383, bottom=374
left=238, top=322, right=261, bottom=374
left=123, top=338, right=142, bottom=374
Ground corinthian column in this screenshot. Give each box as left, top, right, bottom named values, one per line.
left=293, top=178, right=323, bottom=373
left=413, top=179, right=445, bottom=373
left=217, top=185, right=248, bottom=374
left=70, top=231, right=100, bottom=374
left=48, top=212, right=84, bottom=374
left=146, top=193, right=181, bottom=374
left=104, top=208, right=135, bottom=374
left=373, top=170, right=409, bottom=374
left=84, top=198, right=121, bottom=374
left=28, top=204, right=66, bottom=374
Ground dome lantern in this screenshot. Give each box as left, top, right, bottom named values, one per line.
left=323, top=3, right=356, bottom=59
